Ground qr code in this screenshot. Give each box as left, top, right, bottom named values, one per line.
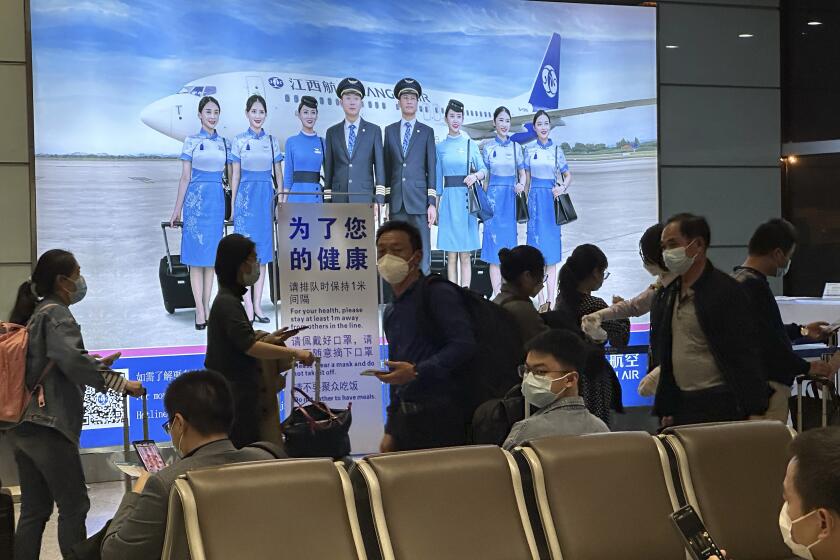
left=82, top=369, right=128, bottom=430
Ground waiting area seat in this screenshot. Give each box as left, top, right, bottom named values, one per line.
left=352, top=445, right=539, bottom=560
left=661, top=420, right=795, bottom=560
left=518, top=431, right=686, bottom=560
left=163, top=458, right=367, bottom=560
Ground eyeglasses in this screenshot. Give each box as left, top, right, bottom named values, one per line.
left=517, top=365, right=576, bottom=378
left=162, top=419, right=172, bottom=434
left=602, top=270, right=611, bottom=280
left=542, top=273, right=548, bottom=284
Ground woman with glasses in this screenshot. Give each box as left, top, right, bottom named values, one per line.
left=545, top=243, right=628, bottom=425
left=492, top=245, right=549, bottom=346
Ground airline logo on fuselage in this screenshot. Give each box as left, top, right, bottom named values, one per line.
left=268, top=77, right=284, bottom=89
left=280, top=77, right=430, bottom=103
left=541, top=66, right=557, bottom=98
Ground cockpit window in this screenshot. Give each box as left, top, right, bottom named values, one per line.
left=178, top=85, right=217, bottom=96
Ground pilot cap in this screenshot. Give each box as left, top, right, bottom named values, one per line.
left=446, top=99, right=464, bottom=114
left=299, top=95, right=318, bottom=109
left=394, top=78, right=422, bottom=99
left=337, top=77, right=365, bottom=99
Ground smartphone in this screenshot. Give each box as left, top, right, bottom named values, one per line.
left=360, top=369, right=390, bottom=376
left=671, top=505, right=725, bottom=560
left=283, top=325, right=310, bottom=337
left=132, top=440, right=166, bottom=473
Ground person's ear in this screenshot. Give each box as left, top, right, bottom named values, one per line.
left=817, top=508, right=833, bottom=538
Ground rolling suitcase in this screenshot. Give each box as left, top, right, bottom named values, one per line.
left=470, top=250, right=492, bottom=299
left=159, top=222, right=195, bottom=314
left=790, top=374, right=840, bottom=432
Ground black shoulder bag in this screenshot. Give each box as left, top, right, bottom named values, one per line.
left=466, top=139, right=493, bottom=222
left=222, top=137, right=232, bottom=221
left=514, top=142, right=529, bottom=223
left=269, top=134, right=279, bottom=191
left=553, top=145, right=577, bottom=226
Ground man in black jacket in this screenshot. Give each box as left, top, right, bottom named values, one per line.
left=651, top=213, right=769, bottom=426
left=733, top=218, right=832, bottom=422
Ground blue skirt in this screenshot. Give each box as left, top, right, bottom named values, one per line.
left=438, top=185, right=480, bottom=252
left=527, top=178, right=562, bottom=265
left=481, top=177, right=517, bottom=265
left=182, top=180, right=225, bottom=267
left=234, top=179, right=274, bottom=263
left=287, top=182, right=322, bottom=203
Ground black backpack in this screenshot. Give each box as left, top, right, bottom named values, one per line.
left=471, top=384, right=540, bottom=445
left=417, top=274, right=524, bottom=421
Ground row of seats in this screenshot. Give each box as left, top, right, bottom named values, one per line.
left=159, top=420, right=796, bottom=560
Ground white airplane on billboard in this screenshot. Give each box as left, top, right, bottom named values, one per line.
left=140, top=33, right=654, bottom=150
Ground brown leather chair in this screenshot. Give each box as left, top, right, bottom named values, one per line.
left=662, top=420, right=796, bottom=560
left=518, top=431, right=686, bottom=560
left=164, top=458, right=367, bottom=560
left=353, top=445, right=539, bottom=560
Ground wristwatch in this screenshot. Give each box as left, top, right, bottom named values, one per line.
left=800, top=325, right=809, bottom=337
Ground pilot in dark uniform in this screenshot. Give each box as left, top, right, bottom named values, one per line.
left=383, top=78, right=437, bottom=274
left=323, top=77, right=385, bottom=211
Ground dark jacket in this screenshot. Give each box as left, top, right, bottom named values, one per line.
left=650, top=261, right=770, bottom=417
left=383, top=120, right=436, bottom=214
left=732, top=266, right=809, bottom=385
left=323, top=118, right=385, bottom=203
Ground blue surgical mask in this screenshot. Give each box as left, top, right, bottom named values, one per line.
left=65, top=275, right=87, bottom=305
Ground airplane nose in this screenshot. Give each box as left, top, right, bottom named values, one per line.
left=140, top=98, right=172, bottom=136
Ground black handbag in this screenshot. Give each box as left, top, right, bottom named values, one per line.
left=466, top=140, right=493, bottom=222
left=282, top=387, right=352, bottom=459
left=513, top=143, right=529, bottom=223
left=552, top=146, right=576, bottom=225
left=790, top=375, right=840, bottom=431
left=554, top=193, right=577, bottom=226
left=222, top=137, right=232, bottom=220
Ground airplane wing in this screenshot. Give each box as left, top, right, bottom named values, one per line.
left=461, top=97, right=657, bottom=139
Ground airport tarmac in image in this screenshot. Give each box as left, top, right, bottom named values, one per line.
left=35, top=156, right=657, bottom=351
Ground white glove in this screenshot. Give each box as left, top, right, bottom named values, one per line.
left=581, top=314, right=607, bottom=343
left=638, top=367, right=661, bottom=397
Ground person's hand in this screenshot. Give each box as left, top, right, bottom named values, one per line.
left=552, top=184, right=564, bottom=198
left=377, top=361, right=417, bottom=385
left=264, top=327, right=293, bottom=346
left=295, top=349, right=315, bottom=366
left=464, top=173, right=477, bottom=187
left=514, top=182, right=525, bottom=194
left=709, top=550, right=729, bottom=560
left=809, top=360, right=834, bottom=378
left=427, top=205, right=437, bottom=228
left=805, top=321, right=830, bottom=341
left=380, top=433, right=396, bottom=453
left=381, top=204, right=389, bottom=223
left=125, top=381, right=145, bottom=398
left=169, top=210, right=181, bottom=228
left=97, top=352, right=121, bottom=367
left=132, top=470, right=151, bottom=494
left=612, top=295, right=625, bottom=304
left=637, top=367, right=661, bottom=397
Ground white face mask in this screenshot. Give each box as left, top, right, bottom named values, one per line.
left=377, top=254, right=412, bottom=285
left=521, top=372, right=573, bottom=408
left=662, top=241, right=697, bottom=276
left=776, top=259, right=792, bottom=278
left=779, top=502, right=822, bottom=559
left=643, top=262, right=666, bottom=277
left=241, top=262, right=260, bottom=286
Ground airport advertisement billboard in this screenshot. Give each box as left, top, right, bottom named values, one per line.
left=30, top=0, right=657, bottom=446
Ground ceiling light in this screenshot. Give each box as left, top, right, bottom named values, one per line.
left=738, top=33, right=754, bottom=38
left=807, top=21, right=822, bottom=26
left=665, top=45, right=679, bottom=49
left=788, top=156, right=798, bottom=164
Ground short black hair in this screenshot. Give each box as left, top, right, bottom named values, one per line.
left=198, top=96, right=220, bottom=113
left=748, top=218, right=798, bottom=256
left=666, top=213, right=711, bottom=247
left=494, top=106, right=511, bottom=121
left=790, top=427, right=840, bottom=514
left=164, top=370, right=233, bottom=436
left=215, top=233, right=255, bottom=294
left=524, top=329, right=586, bottom=372
left=640, top=223, right=666, bottom=269
left=532, top=110, right=550, bottom=126
left=499, top=245, right=545, bottom=283
left=246, top=94, right=266, bottom=112
left=375, top=220, right=423, bottom=253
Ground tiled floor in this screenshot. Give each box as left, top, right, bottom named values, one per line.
left=12, top=481, right=125, bottom=560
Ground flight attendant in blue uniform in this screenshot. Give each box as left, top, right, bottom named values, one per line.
left=283, top=95, right=324, bottom=203
left=527, top=110, right=573, bottom=307
left=482, top=106, right=528, bottom=297
left=170, top=96, right=230, bottom=329
left=435, top=99, right=487, bottom=288
left=230, top=94, right=282, bottom=323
